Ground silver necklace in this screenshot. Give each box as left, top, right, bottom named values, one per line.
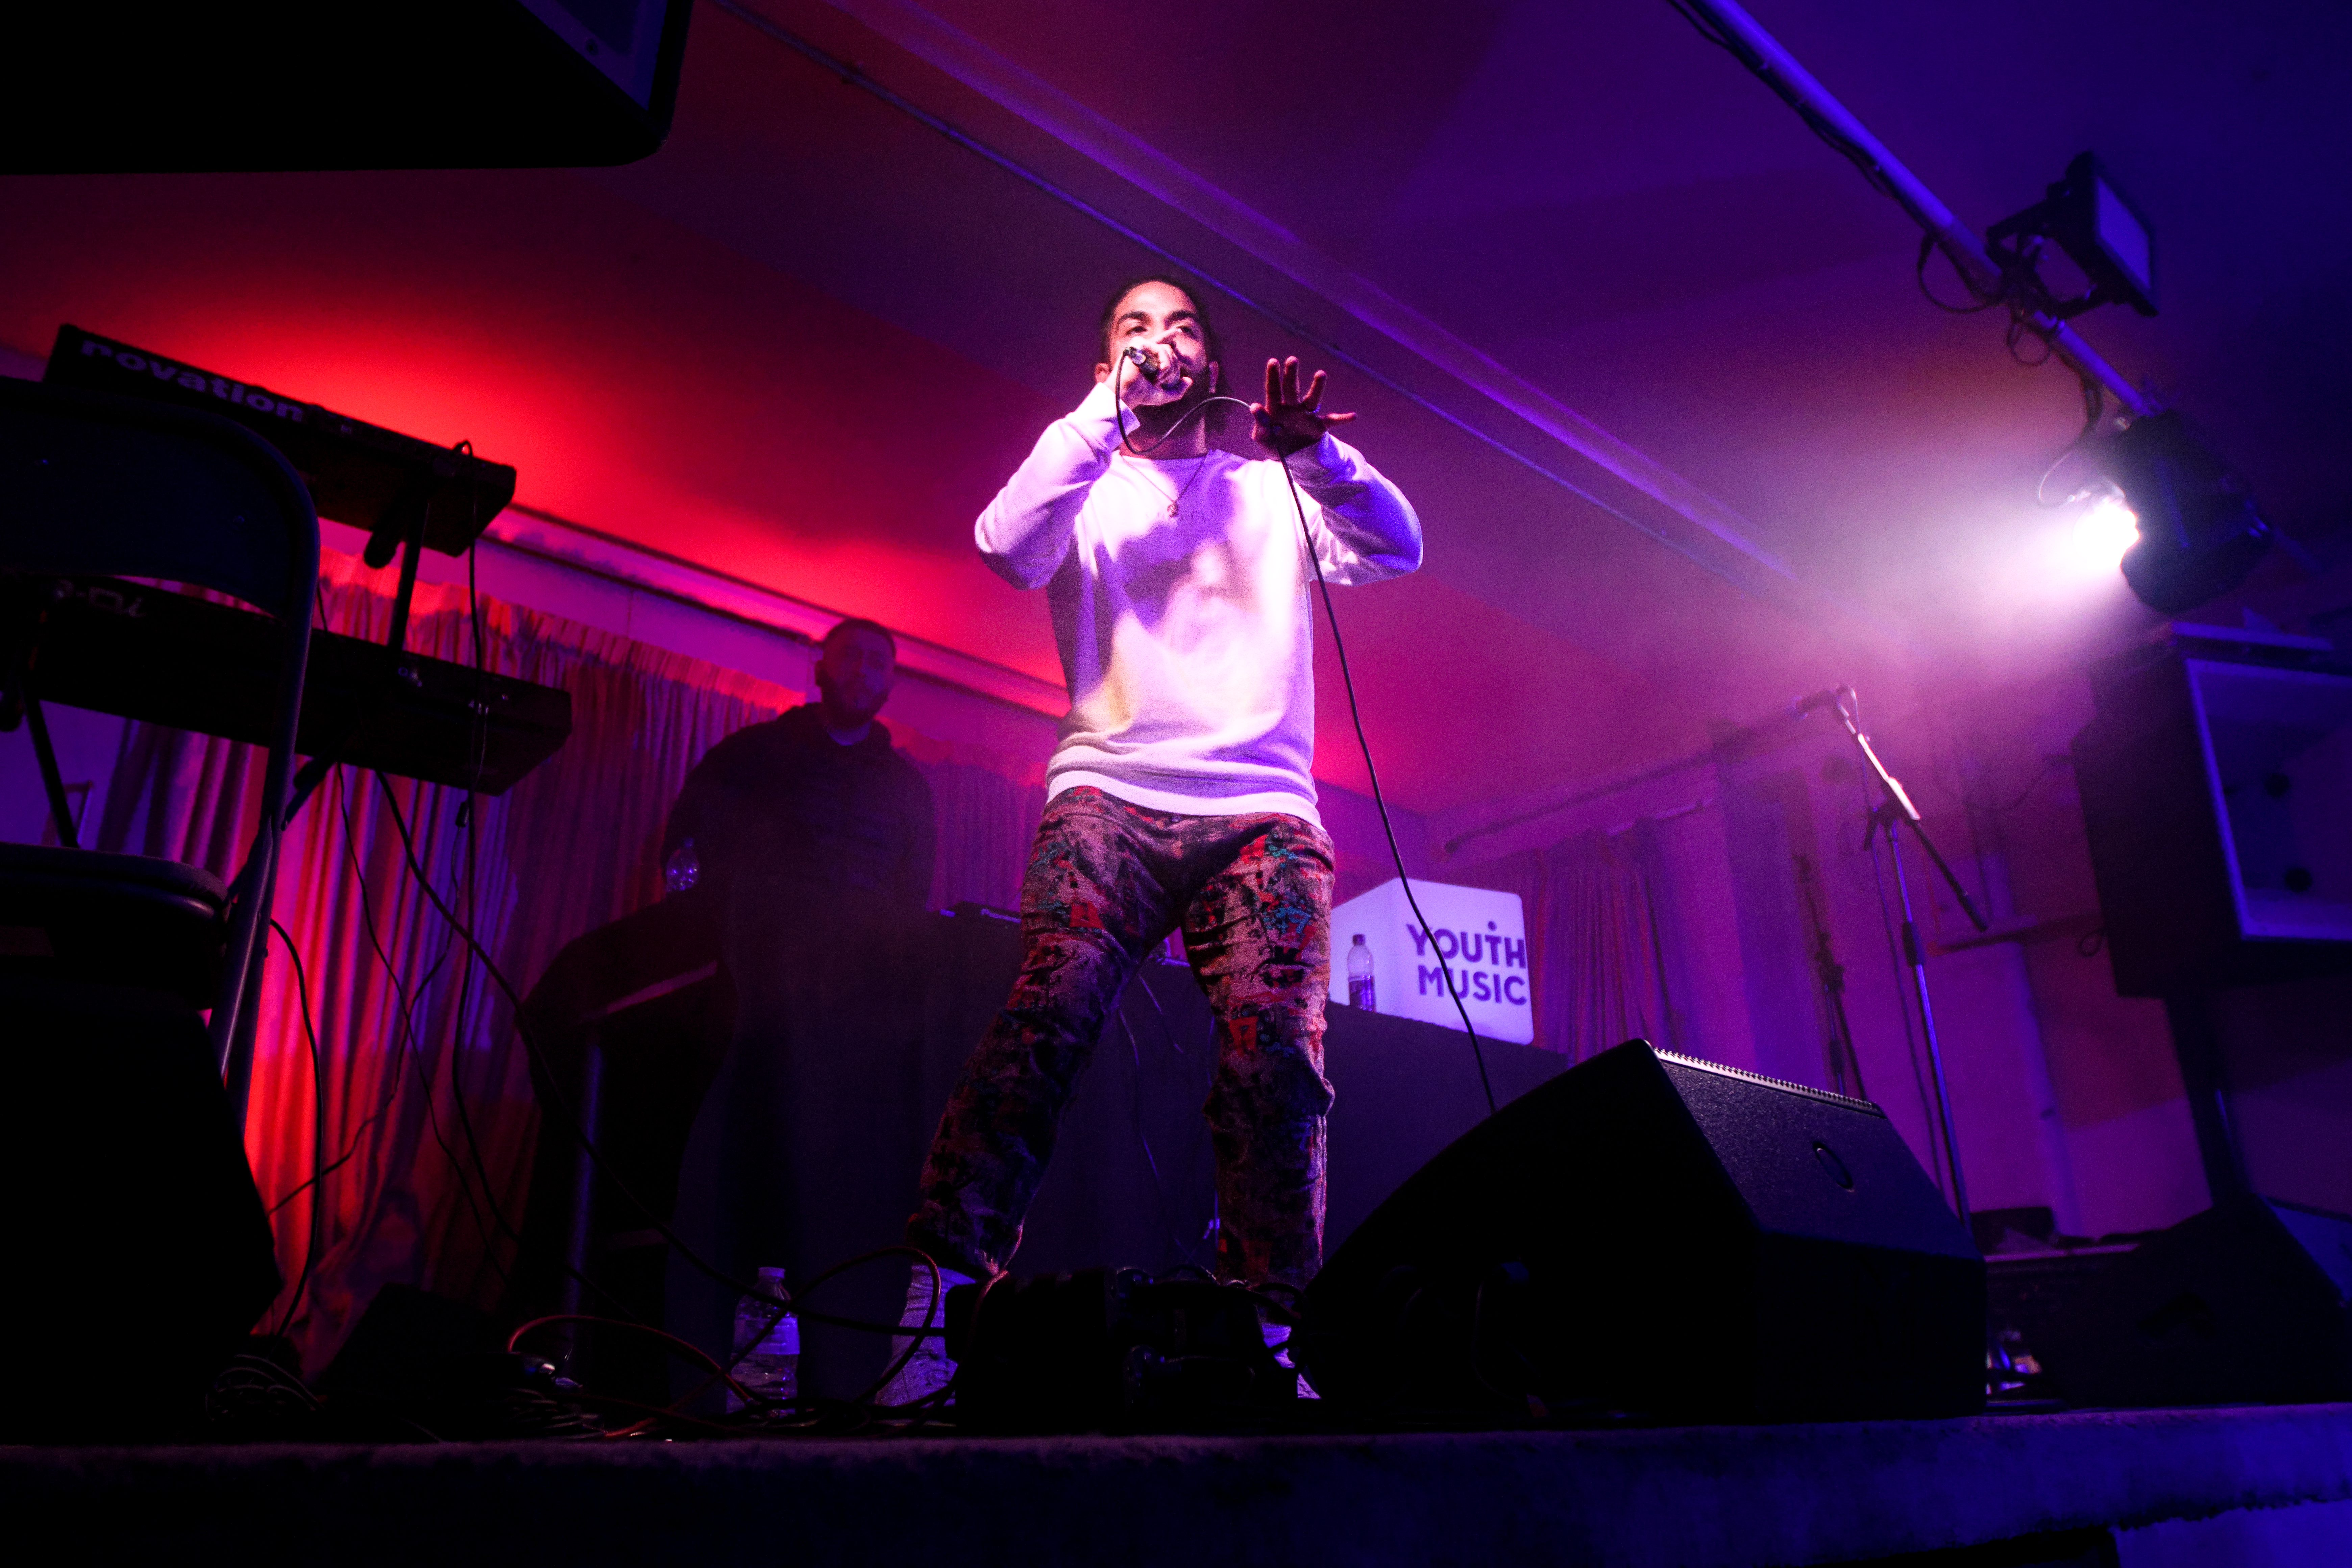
left=1126, top=449, right=1212, bottom=518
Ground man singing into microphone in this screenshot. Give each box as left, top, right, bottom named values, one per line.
left=883, top=275, right=1422, bottom=1400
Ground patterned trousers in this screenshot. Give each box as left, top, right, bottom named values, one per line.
left=908, top=786, right=1337, bottom=1288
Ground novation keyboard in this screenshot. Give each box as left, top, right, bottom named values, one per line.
left=9, top=572, right=570, bottom=795
left=43, top=325, right=515, bottom=558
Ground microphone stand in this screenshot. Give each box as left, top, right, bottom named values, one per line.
left=1829, top=689, right=1989, bottom=1225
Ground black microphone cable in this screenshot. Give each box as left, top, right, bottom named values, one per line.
left=1110, top=360, right=1499, bottom=1118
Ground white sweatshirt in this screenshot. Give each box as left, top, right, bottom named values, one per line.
left=976, top=378, right=1422, bottom=826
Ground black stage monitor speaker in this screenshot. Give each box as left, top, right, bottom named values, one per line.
left=1296, top=1039, right=1983, bottom=1422
left=2035, top=1193, right=2352, bottom=1408
left=8, top=1, right=694, bottom=172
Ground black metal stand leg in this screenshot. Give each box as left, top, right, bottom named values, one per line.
left=1833, top=688, right=1985, bottom=1226
left=23, top=693, right=79, bottom=850
left=209, top=839, right=277, bottom=1079
left=1888, top=818, right=1970, bottom=1223
left=2164, top=994, right=2248, bottom=1203
left=385, top=523, right=425, bottom=658
left=278, top=488, right=432, bottom=834
left=557, top=1031, right=606, bottom=1378
left=1796, top=852, right=1865, bottom=1099
left=378, top=480, right=432, bottom=657
left=223, top=930, right=269, bottom=1122
left=360, top=476, right=434, bottom=655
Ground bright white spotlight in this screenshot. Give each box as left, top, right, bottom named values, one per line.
left=2070, top=492, right=2141, bottom=571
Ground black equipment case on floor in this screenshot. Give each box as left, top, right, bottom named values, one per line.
left=2035, top=1192, right=2352, bottom=1408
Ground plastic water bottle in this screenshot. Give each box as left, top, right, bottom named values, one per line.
left=1347, top=933, right=1376, bottom=1012
left=663, top=836, right=699, bottom=894
left=727, top=1266, right=799, bottom=1412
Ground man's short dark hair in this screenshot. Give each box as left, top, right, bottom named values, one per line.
left=822, top=616, right=897, bottom=655
left=1096, top=273, right=1223, bottom=372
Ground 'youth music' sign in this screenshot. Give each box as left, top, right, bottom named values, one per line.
left=1326, top=878, right=1534, bottom=1045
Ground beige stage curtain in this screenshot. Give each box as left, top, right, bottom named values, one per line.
left=1456, top=820, right=1681, bottom=1060
left=896, top=734, right=1047, bottom=915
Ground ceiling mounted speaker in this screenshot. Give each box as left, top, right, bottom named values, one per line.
left=7, top=0, right=693, bottom=173
left=2073, top=635, right=2352, bottom=996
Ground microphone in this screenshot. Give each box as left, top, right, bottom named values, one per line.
left=1787, top=686, right=1849, bottom=720
left=1123, top=344, right=1174, bottom=386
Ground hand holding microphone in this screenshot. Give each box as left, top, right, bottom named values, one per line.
left=1118, top=342, right=1193, bottom=407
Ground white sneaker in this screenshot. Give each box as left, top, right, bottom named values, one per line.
left=876, top=1261, right=971, bottom=1408
left=877, top=1338, right=957, bottom=1408
left=1262, top=1314, right=1319, bottom=1400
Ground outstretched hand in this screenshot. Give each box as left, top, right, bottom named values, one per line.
left=1251, top=356, right=1355, bottom=458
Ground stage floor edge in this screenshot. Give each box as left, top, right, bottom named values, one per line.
left=7, top=1403, right=2352, bottom=1565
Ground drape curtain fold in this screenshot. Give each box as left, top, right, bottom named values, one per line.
left=895, top=738, right=1046, bottom=914
left=94, top=550, right=1050, bottom=1371
left=1455, top=817, right=1685, bottom=1062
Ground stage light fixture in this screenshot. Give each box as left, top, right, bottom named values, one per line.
left=2069, top=492, right=2141, bottom=573
left=2103, top=412, right=2276, bottom=614
left=1987, top=152, right=2158, bottom=319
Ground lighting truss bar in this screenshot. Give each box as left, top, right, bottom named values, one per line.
left=1681, top=0, right=2155, bottom=418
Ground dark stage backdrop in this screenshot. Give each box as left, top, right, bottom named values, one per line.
left=667, top=904, right=1565, bottom=1400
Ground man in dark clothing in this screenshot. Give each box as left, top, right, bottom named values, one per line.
left=660, top=617, right=938, bottom=1401
left=662, top=617, right=936, bottom=913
